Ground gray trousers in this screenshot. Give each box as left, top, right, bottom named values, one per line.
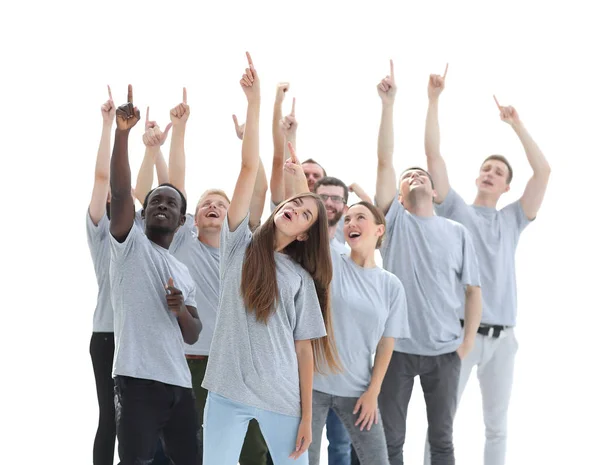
left=424, top=328, right=518, bottom=465
left=308, top=390, right=389, bottom=465
left=380, top=351, right=461, bottom=465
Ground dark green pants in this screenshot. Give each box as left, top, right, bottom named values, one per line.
left=187, top=357, right=269, bottom=465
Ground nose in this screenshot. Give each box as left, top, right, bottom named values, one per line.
left=157, top=202, right=167, bottom=211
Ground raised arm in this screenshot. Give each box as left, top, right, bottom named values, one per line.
left=89, top=86, right=115, bottom=224
left=494, top=97, right=551, bottom=220
left=233, top=114, right=268, bottom=230
left=282, top=98, right=299, bottom=200
left=270, top=83, right=290, bottom=205
left=348, top=183, right=373, bottom=205
left=110, top=85, right=141, bottom=242
left=425, top=64, right=451, bottom=203
left=168, top=88, right=190, bottom=200
left=375, top=60, right=398, bottom=214
left=134, top=107, right=172, bottom=203
left=227, top=52, right=261, bottom=231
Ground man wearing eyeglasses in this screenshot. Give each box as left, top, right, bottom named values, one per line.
left=314, top=177, right=351, bottom=254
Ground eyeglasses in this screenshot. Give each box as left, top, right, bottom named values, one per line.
left=319, top=194, right=346, bottom=204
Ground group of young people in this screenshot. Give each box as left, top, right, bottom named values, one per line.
left=86, top=53, right=550, bottom=465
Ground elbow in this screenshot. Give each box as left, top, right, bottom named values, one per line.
left=185, top=320, right=202, bottom=345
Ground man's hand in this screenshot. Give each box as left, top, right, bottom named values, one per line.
left=232, top=114, right=245, bottom=140
left=275, top=82, right=290, bottom=105
left=428, top=63, right=448, bottom=100
left=289, top=417, right=311, bottom=460
left=377, top=59, right=396, bottom=105
left=280, top=98, right=298, bottom=138
left=240, top=52, right=260, bottom=103
left=456, top=338, right=474, bottom=360
left=101, top=85, right=116, bottom=124
left=143, top=107, right=172, bottom=147
left=493, top=95, right=521, bottom=127
left=165, top=277, right=185, bottom=316
left=115, top=85, right=141, bottom=132
left=170, top=87, right=190, bottom=126
left=353, top=388, right=379, bottom=431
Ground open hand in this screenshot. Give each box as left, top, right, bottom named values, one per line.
left=353, top=389, right=379, bottom=431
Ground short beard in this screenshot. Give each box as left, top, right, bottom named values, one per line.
left=328, top=210, right=343, bottom=227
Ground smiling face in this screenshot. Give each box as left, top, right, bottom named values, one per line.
left=344, top=203, right=385, bottom=251
left=399, top=168, right=436, bottom=201
left=195, top=193, right=230, bottom=232
left=316, top=184, right=346, bottom=227
left=143, top=186, right=185, bottom=233
left=476, top=158, right=511, bottom=197
left=274, top=195, right=320, bottom=241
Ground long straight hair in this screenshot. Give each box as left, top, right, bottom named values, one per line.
left=240, top=192, right=341, bottom=374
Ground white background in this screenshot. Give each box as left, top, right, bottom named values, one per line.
left=2, top=0, right=598, bottom=463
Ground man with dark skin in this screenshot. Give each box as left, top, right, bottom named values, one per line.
left=109, top=85, right=202, bottom=465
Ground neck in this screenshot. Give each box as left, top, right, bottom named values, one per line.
left=145, top=228, right=174, bottom=249
left=350, top=247, right=377, bottom=268
left=473, top=191, right=500, bottom=208
left=274, top=228, right=295, bottom=252
left=197, top=228, right=220, bottom=248
left=328, top=225, right=337, bottom=240
left=403, top=195, right=434, bottom=217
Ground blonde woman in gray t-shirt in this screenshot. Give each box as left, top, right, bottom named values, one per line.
left=201, top=53, right=340, bottom=465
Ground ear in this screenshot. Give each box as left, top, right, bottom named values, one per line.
left=180, top=214, right=186, bottom=226
left=343, top=205, right=349, bottom=214
left=432, top=189, right=438, bottom=200
left=296, top=233, right=309, bottom=242
left=141, top=209, right=146, bottom=219
left=504, top=184, right=511, bottom=193
left=375, top=224, right=385, bottom=239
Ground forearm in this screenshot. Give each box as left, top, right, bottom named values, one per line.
left=242, top=102, right=261, bottom=171
left=270, top=103, right=285, bottom=203
left=110, top=130, right=133, bottom=197
left=155, top=149, right=169, bottom=185
left=134, top=147, right=158, bottom=203
left=95, top=123, right=113, bottom=182
left=249, top=157, right=268, bottom=229
left=352, top=185, right=373, bottom=204
left=463, top=286, right=483, bottom=344
left=296, top=343, right=314, bottom=421
left=424, top=98, right=450, bottom=201
left=512, top=122, right=551, bottom=176
left=177, top=307, right=202, bottom=345
left=169, top=126, right=187, bottom=198
left=378, top=104, right=394, bottom=168
left=368, top=337, right=395, bottom=395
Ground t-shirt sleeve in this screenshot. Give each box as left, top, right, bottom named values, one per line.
left=184, top=280, right=197, bottom=308
left=134, top=208, right=144, bottom=228
left=110, top=221, right=144, bottom=264
left=459, top=227, right=481, bottom=287
left=292, top=275, right=327, bottom=341
left=220, top=213, right=252, bottom=265
left=378, top=194, right=404, bottom=252
left=170, top=213, right=195, bottom=253
left=434, top=188, right=470, bottom=219
left=86, top=209, right=109, bottom=247
left=502, top=200, right=533, bottom=237
left=383, top=276, right=411, bottom=339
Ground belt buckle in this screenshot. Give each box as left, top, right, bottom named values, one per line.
left=488, top=327, right=494, bottom=337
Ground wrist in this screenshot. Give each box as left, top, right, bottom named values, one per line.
left=301, top=413, right=312, bottom=422
left=382, top=101, right=394, bottom=110
left=247, top=98, right=261, bottom=106
left=115, top=128, right=131, bottom=137
left=428, top=97, right=440, bottom=105
left=366, top=384, right=381, bottom=396
left=102, top=121, right=114, bottom=130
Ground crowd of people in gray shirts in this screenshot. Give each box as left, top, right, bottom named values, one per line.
left=86, top=53, right=550, bottom=465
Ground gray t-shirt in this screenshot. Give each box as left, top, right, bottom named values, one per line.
left=435, top=188, right=531, bottom=326
left=86, top=209, right=145, bottom=333
left=109, top=222, right=197, bottom=388
left=313, top=252, right=410, bottom=397
left=379, top=198, right=480, bottom=356
left=86, top=211, right=114, bottom=332
left=170, top=214, right=220, bottom=356
left=202, top=214, right=327, bottom=417
left=330, top=237, right=349, bottom=256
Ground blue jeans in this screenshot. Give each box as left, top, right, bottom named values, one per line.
left=326, top=409, right=352, bottom=465
left=203, top=392, right=307, bottom=465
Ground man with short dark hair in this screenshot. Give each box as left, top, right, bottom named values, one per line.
left=109, top=85, right=201, bottom=465
left=423, top=66, right=551, bottom=465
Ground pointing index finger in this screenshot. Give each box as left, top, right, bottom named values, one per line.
left=389, top=59, right=395, bottom=79
left=107, top=85, right=113, bottom=101
left=493, top=95, right=501, bottom=109
left=127, top=84, right=133, bottom=104
left=246, top=51, right=253, bottom=67
left=183, top=87, right=187, bottom=104
left=146, top=107, right=150, bottom=124
left=443, top=63, right=449, bottom=79
left=291, top=97, right=296, bottom=116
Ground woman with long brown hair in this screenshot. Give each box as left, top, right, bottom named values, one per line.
left=201, top=53, right=339, bottom=465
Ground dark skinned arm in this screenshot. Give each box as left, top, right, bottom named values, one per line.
left=177, top=305, right=202, bottom=345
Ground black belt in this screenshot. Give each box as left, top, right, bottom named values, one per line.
left=460, top=319, right=507, bottom=338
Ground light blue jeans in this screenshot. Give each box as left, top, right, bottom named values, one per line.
left=203, top=392, right=307, bottom=465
